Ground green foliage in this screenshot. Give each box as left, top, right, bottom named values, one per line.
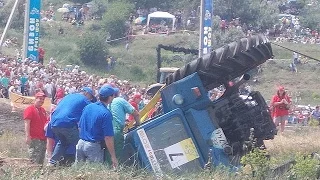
left=241, top=148, right=271, bottom=179
left=69, top=0, right=91, bottom=4
left=300, top=3, right=320, bottom=30
left=213, top=0, right=279, bottom=31
left=77, top=32, right=109, bottom=65
left=312, top=92, right=320, bottom=100
left=0, top=0, right=25, bottom=30
left=212, top=27, right=246, bottom=48
left=129, top=0, right=172, bottom=11
left=308, top=119, right=320, bottom=126
left=102, top=1, right=134, bottom=39
left=291, top=154, right=319, bottom=179
left=90, top=0, right=108, bottom=18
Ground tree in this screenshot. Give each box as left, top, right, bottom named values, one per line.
left=213, top=0, right=279, bottom=31
left=90, top=0, right=108, bottom=19
left=102, top=0, right=134, bottom=40
left=129, top=0, right=172, bottom=11
left=0, top=0, right=24, bottom=29
left=300, top=3, right=320, bottom=30
left=69, top=0, right=91, bottom=4
left=78, top=32, right=109, bottom=65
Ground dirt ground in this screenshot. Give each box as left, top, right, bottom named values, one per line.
left=0, top=98, right=24, bottom=134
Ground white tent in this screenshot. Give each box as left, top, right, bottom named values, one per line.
left=147, top=11, right=176, bottom=30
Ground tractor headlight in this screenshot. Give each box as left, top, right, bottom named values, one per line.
left=172, top=94, right=184, bottom=105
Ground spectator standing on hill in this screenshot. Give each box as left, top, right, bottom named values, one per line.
left=23, top=92, right=48, bottom=164
left=48, top=87, right=94, bottom=166
left=38, top=47, right=45, bottom=65
left=75, top=85, right=118, bottom=167
left=270, top=86, right=291, bottom=134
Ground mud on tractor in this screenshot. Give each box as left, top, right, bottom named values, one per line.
left=123, top=34, right=277, bottom=175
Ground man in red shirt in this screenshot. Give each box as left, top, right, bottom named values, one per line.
left=270, top=86, right=291, bottom=134
left=128, top=93, right=142, bottom=122
left=38, top=47, right=45, bottom=65
left=23, top=92, right=48, bottom=164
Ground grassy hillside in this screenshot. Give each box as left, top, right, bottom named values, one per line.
left=2, top=16, right=320, bottom=105
left=253, top=59, right=320, bottom=106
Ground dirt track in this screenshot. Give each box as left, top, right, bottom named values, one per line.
left=0, top=98, right=24, bottom=134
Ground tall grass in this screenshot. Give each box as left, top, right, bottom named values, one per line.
left=1, top=125, right=319, bottom=179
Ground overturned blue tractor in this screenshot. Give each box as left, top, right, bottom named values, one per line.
left=123, top=34, right=276, bottom=175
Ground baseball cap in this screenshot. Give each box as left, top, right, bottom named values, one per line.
left=104, top=84, right=120, bottom=94
left=109, top=83, right=120, bottom=93
left=81, top=87, right=94, bottom=97
left=35, top=92, right=46, bottom=98
left=99, top=85, right=116, bottom=97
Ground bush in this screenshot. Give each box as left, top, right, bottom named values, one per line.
left=78, top=32, right=109, bottom=65
left=0, top=0, right=24, bottom=30
left=102, top=0, right=134, bottom=40
left=291, top=154, right=319, bottom=179
left=300, top=4, right=320, bottom=31
left=240, top=148, right=270, bottom=179
left=308, top=119, right=320, bottom=127
left=312, top=92, right=320, bottom=100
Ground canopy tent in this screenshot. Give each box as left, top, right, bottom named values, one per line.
left=147, top=11, right=176, bottom=30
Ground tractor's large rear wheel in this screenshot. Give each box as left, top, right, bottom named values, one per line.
left=166, top=34, right=273, bottom=90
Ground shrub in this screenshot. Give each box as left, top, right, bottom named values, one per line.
left=291, top=154, right=319, bottom=179
left=102, top=0, right=134, bottom=40
left=78, top=32, right=109, bottom=65
left=241, top=148, right=271, bottom=179
left=308, top=119, right=320, bottom=127
left=312, top=92, right=320, bottom=100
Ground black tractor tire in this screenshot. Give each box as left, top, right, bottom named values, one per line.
left=165, top=34, right=273, bottom=90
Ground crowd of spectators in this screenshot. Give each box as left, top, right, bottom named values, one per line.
left=288, top=105, right=320, bottom=126
left=0, top=55, right=150, bottom=110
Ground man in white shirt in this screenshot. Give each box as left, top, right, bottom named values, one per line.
left=29, top=78, right=36, bottom=96
left=44, top=80, right=53, bottom=98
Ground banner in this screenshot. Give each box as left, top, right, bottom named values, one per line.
left=26, top=0, right=41, bottom=61
left=202, top=0, right=213, bottom=55
left=9, top=91, right=52, bottom=112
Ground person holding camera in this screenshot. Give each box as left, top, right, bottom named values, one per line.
left=271, top=86, right=291, bottom=134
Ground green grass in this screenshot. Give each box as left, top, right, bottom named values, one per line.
left=253, top=59, right=320, bottom=105
left=272, top=42, right=320, bottom=60
left=1, top=126, right=319, bottom=179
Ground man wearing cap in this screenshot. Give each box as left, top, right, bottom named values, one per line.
left=271, top=86, right=291, bottom=134
left=48, top=87, right=94, bottom=166
left=23, top=92, right=48, bottom=164
left=75, top=85, right=118, bottom=167
left=109, top=88, right=140, bottom=162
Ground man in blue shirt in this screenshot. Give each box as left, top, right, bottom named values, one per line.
left=311, top=106, right=320, bottom=121
left=45, top=123, right=76, bottom=166
left=48, top=87, right=94, bottom=166
left=75, top=85, right=118, bottom=167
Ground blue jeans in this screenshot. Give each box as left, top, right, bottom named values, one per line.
left=75, top=139, right=104, bottom=163
left=49, top=126, right=79, bottom=165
